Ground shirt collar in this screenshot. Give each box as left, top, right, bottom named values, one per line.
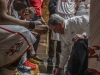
left=64, top=20, right=69, bottom=34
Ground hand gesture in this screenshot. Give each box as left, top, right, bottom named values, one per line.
left=52, top=68, right=62, bottom=75
left=33, top=19, right=49, bottom=35
left=72, top=34, right=86, bottom=43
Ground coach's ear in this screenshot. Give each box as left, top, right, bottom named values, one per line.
left=58, top=22, right=64, bottom=28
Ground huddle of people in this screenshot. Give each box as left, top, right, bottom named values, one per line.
left=0, top=0, right=48, bottom=75
left=0, top=0, right=98, bottom=75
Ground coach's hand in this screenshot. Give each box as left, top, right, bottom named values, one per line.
left=72, top=34, right=86, bottom=43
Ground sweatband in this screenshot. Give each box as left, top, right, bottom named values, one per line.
left=29, top=21, right=35, bottom=29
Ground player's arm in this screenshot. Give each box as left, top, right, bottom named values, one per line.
left=74, top=0, right=79, bottom=12
left=0, top=0, right=30, bottom=28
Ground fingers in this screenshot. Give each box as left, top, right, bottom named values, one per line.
left=34, top=18, right=49, bottom=34
left=41, top=17, right=46, bottom=25
left=34, top=20, right=43, bottom=25
left=52, top=69, right=57, bottom=75
left=31, top=31, right=38, bottom=37
left=72, top=35, right=79, bottom=43
left=52, top=69, right=56, bottom=75
left=52, top=68, right=61, bottom=75
left=33, top=29, right=48, bottom=35
left=36, top=19, right=46, bottom=25
left=72, top=34, right=85, bottom=43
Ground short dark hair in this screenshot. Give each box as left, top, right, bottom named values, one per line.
left=13, top=0, right=28, bottom=11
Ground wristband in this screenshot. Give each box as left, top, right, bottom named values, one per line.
left=29, top=21, right=35, bottom=29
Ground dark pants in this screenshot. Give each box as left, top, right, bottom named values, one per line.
left=33, top=35, right=40, bottom=56
left=27, top=35, right=41, bottom=57
left=48, top=29, right=61, bottom=62
left=48, top=30, right=54, bottom=58
left=47, top=29, right=61, bottom=73
left=66, top=39, right=96, bottom=75
left=32, top=15, right=41, bottom=56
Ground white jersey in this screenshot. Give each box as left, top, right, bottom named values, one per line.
left=76, top=0, right=90, bottom=16
left=76, top=2, right=88, bottom=16
left=56, top=0, right=75, bottom=15
left=0, top=25, right=36, bottom=68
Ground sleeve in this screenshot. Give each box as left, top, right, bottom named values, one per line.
left=70, top=15, right=89, bottom=36
left=79, top=15, right=89, bottom=37
left=41, top=0, right=44, bottom=8
left=59, top=40, right=72, bottom=69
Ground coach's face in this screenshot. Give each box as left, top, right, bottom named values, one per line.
left=49, top=22, right=64, bottom=34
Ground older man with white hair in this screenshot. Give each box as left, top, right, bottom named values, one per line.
left=48, top=14, right=89, bottom=75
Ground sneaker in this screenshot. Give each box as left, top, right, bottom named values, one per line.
left=28, top=58, right=40, bottom=65
left=24, top=59, right=36, bottom=70
left=33, top=56, right=43, bottom=62
left=17, top=65, right=31, bottom=72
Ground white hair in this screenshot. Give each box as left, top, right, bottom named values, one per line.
left=48, top=14, right=65, bottom=26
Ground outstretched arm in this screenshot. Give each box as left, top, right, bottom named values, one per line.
left=0, top=0, right=30, bottom=28
left=74, top=0, right=80, bottom=13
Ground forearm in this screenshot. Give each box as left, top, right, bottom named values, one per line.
left=7, top=7, right=12, bottom=16
left=59, top=43, right=72, bottom=69
left=74, top=0, right=79, bottom=12
left=0, top=0, right=30, bottom=28
left=0, top=13, right=29, bottom=28
left=59, top=52, right=70, bottom=69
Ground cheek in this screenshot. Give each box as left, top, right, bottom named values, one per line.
left=19, top=12, right=23, bottom=16
left=54, top=28, right=59, bottom=33
left=25, top=15, right=31, bottom=20
left=49, top=26, right=53, bottom=30
left=29, top=15, right=33, bottom=19
left=56, top=27, right=61, bottom=32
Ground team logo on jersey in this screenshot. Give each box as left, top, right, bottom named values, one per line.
left=5, top=42, right=23, bottom=56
